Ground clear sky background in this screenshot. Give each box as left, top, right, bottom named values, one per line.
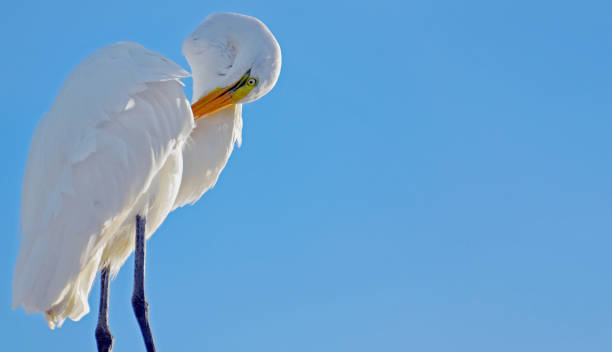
left=1, top=0, right=611, bottom=351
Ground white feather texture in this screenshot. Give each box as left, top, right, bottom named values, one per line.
left=173, top=104, right=242, bottom=208
left=183, top=13, right=282, bottom=104
left=13, top=42, right=194, bottom=328
left=175, top=12, right=280, bottom=207
left=13, top=12, right=281, bottom=330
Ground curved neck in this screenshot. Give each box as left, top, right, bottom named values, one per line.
left=173, top=104, right=243, bottom=209
left=184, top=34, right=250, bottom=103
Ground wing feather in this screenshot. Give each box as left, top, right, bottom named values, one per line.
left=13, top=42, right=194, bottom=319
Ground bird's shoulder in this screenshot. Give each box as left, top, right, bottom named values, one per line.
left=21, top=42, right=194, bottom=237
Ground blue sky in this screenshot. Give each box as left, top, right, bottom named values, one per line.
left=1, top=0, right=612, bottom=350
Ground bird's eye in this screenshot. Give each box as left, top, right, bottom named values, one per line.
left=247, top=78, right=258, bottom=86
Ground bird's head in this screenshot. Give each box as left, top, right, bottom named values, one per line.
left=183, top=13, right=282, bottom=120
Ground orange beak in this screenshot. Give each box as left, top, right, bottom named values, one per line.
left=191, top=86, right=236, bottom=121
left=191, top=70, right=253, bottom=120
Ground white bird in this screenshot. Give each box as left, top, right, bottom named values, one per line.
left=12, top=12, right=281, bottom=352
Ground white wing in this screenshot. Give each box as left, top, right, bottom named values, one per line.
left=13, top=42, right=194, bottom=322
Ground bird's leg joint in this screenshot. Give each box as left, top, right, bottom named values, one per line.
left=131, top=293, right=149, bottom=316
left=95, top=324, right=114, bottom=352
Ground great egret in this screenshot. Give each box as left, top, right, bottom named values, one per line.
left=12, top=12, right=281, bottom=352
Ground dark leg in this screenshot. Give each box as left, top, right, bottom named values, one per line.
left=132, top=215, right=157, bottom=352
left=95, top=267, right=113, bottom=352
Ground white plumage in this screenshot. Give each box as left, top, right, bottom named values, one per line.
left=174, top=104, right=243, bottom=208
left=13, top=12, right=281, bottom=330
left=14, top=42, right=194, bottom=328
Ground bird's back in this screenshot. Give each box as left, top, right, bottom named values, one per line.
left=14, top=42, right=194, bottom=328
